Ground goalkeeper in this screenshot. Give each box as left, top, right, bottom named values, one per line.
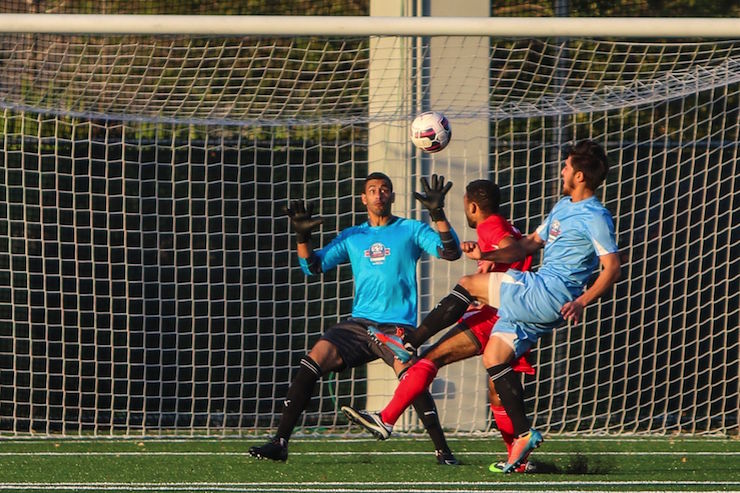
left=249, top=172, right=462, bottom=464
left=342, top=179, right=538, bottom=472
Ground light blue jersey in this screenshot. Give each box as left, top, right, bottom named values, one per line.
left=299, top=217, right=459, bottom=326
left=496, top=195, right=618, bottom=355
left=535, top=196, right=618, bottom=298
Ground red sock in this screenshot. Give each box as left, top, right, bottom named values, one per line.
left=380, top=358, right=438, bottom=425
left=491, top=404, right=515, bottom=455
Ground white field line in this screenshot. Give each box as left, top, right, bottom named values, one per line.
left=0, top=450, right=739, bottom=456
left=0, top=484, right=737, bottom=493
left=2, top=480, right=740, bottom=485
left=0, top=487, right=497, bottom=493
left=0, top=436, right=733, bottom=444
left=0, top=480, right=739, bottom=491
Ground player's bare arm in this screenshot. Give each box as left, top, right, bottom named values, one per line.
left=476, top=260, right=496, bottom=273
left=465, top=232, right=543, bottom=263
left=561, top=252, right=621, bottom=323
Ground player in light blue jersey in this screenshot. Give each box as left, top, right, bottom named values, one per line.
left=249, top=172, right=462, bottom=464
left=399, top=140, right=621, bottom=473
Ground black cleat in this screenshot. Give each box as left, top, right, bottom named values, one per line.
left=249, top=437, right=288, bottom=461
left=342, top=405, right=392, bottom=440
left=435, top=449, right=461, bottom=465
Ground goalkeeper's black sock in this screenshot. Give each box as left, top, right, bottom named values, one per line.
left=405, top=284, right=474, bottom=349
left=487, top=363, right=530, bottom=437
left=412, top=390, right=452, bottom=454
left=275, top=356, right=323, bottom=441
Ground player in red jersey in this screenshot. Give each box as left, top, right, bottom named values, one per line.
left=343, top=179, right=536, bottom=471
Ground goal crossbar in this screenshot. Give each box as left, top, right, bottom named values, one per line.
left=0, top=14, right=739, bottom=37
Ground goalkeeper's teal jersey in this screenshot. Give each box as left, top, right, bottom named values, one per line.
left=299, top=217, right=458, bottom=326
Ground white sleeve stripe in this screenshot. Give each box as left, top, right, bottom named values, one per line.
left=593, top=238, right=616, bottom=256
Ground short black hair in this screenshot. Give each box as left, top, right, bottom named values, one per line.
left=564, top=139, right=609, bottom=190
left=465, top=179, right=500, bottom=214
left=364, top=172, right=393, bottom=192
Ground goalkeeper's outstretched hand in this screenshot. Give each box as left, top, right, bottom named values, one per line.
left=414, top=174, right=452, bottom=222
left=284, top=200, right=323, bottom=244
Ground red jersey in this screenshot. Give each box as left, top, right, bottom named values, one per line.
left=462, top=214, right=535, bottom=371
left=475, top=214, right=532, bottom=273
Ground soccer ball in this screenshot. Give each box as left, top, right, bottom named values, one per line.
left=410, top=111, right=451, bottom=153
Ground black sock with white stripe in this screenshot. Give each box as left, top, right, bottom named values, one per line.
left=412, top=390, right=452, bottom=455
left=487, top=363, right=530, bottom=437
left=405, top=284, right=475, bottom=348
left=276, top=356, right=323, bottom=441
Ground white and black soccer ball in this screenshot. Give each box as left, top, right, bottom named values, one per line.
left=410, top=111, right=451, bottom=153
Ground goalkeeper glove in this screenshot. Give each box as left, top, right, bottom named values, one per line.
left=284, top=200, right=323, bottom=244
left=414, top=174, right=452, bottom=222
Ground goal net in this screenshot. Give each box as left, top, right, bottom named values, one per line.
left=0, top=22, right=738, bottom=437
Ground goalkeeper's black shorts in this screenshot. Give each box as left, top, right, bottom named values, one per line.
left=320, top=317, right=414, bottom=370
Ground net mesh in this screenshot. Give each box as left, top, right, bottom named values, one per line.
left=0, top=31, right=738, bottom=437
left=2, top=37, right=740, bottom=125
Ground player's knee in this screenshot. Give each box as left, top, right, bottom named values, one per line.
left=458, top=274, right=475, bottom=293
left=457, top=274, right=487, bottom=303
left=482, top=334, right=515, bottom=368
left=307, top=341, right=342, bottom=373
left=298, top=355, right=323, bottom=378
left=482, top=350, right=498, bottom=369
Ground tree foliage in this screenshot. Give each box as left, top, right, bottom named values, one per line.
left=2, top=0, right=739, bottom=17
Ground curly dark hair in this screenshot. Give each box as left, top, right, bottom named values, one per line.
left=564, top=140, right=609, bottom=190
left=465, top=179, right=500, bottom=214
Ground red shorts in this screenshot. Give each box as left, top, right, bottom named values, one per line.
left=459, top=305, right=535, bottom=375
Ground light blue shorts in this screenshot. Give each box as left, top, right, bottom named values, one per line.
left=488, top=269, right=570, bottom=358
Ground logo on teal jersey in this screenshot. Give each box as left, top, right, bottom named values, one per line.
left=365, top=242, right=391, bottom=265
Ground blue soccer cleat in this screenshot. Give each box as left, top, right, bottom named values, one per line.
left=367, top=325, right=414, bottom=363
left=502, top=429, right=543, bottom=473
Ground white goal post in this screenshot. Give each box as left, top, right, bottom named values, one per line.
left=0, top=14, right=739, bottom=37
left=0, top=14, right=737, bottom=438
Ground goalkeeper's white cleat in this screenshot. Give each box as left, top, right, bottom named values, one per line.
left=342, top=405, right=392, bottom=440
